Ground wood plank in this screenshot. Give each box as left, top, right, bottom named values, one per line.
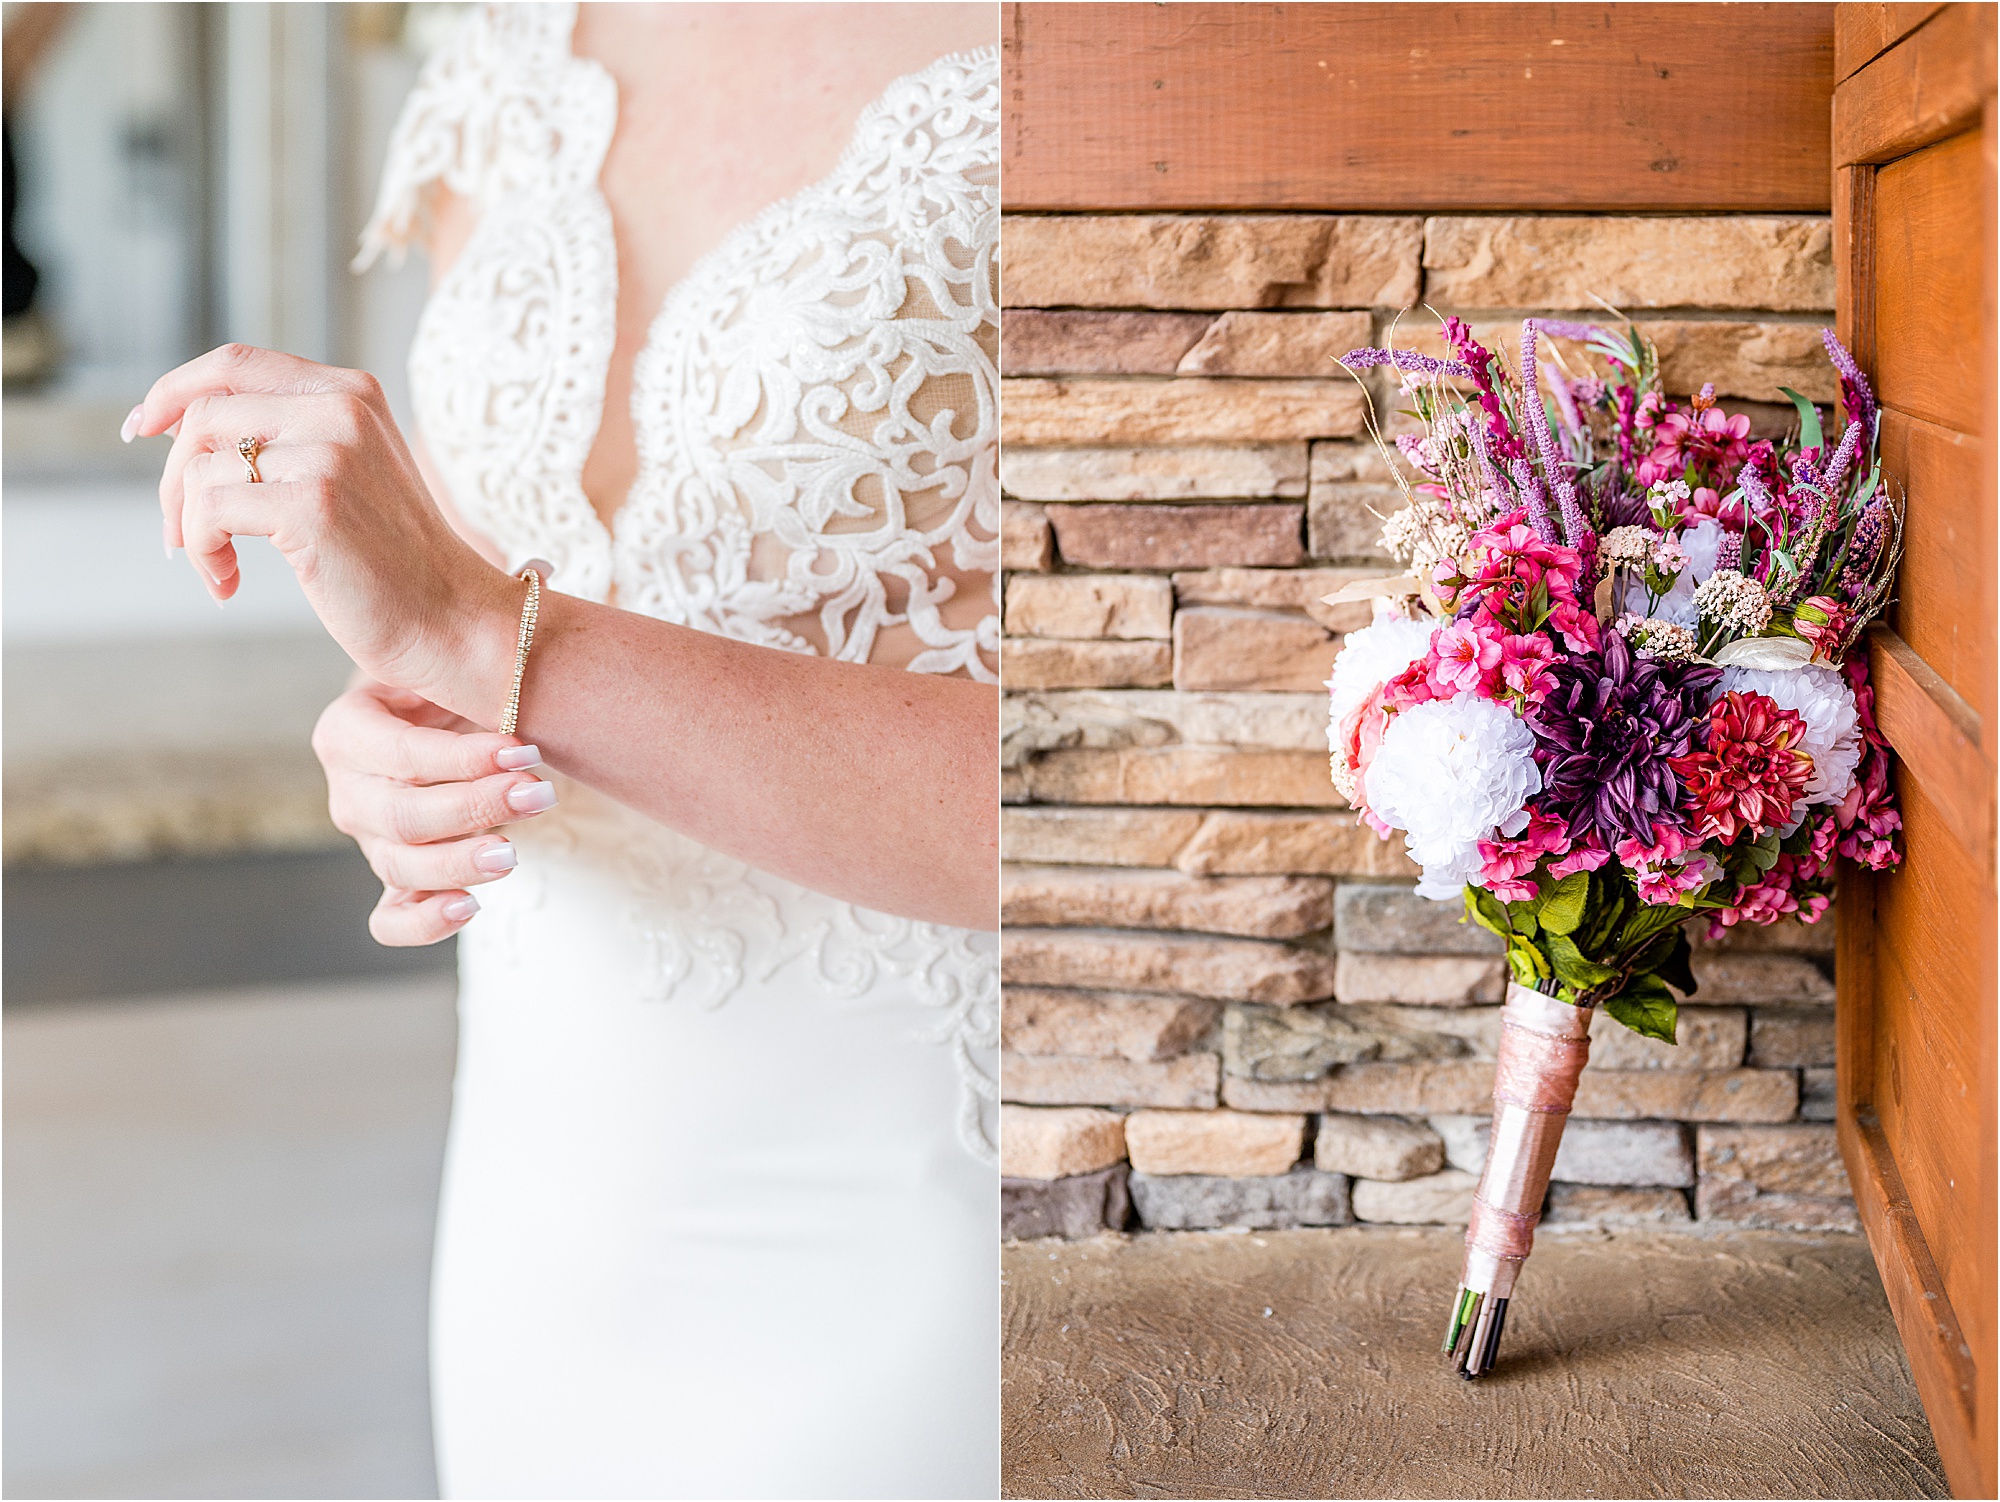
left=1874, top=132, right=1987, bottom=432
left=1867, top=628, right=1995, bottom=875
left=1882, top=411, right=1994, bottom=729
left=1872, top=787, right=1986, bottom=1331
left=1835, top=3, right=1944, bottom=83
left=1002, top=4, right=1834, bottom=212
left=1835, top=165, right=1877, bottom=371
left=1839, top=1109, right=1982, bottom=1492
left=1835, top=860, right=1878, bottom=1125
left=1835, top=2, right=1997, bottom=164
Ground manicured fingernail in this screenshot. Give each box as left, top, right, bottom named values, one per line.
left=442, top=895, right=479, bottom=923
left=495, top=744, right=542, bottom=771
left=120, top=405, right=143, bottom=443
left=506, top=780, right=557, bottom=814
left=474, top=842, right=518, bottom=874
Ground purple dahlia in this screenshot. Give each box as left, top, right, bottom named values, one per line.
left=1525, top=630, right=1720, bottom=848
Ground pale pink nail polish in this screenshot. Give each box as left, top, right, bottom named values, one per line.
left=474, top=842, right=518, bottom=874
left=506, top=780, right=558, bottom=814
left=443, top=895, right=480, bottom=923
left=496, top=744, right=543, bottom=771
left=120, top=405, right=143, bottom=443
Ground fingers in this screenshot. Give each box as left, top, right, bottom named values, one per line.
left=179, top=468, right=322, bottom=599
left=331, top=769, right=558, bottom=848
left=132, top=343, right=378, bottom=445
left=370, top=886, right=481, bottom=948
left=160, top=390, right=350, bottom=556
left=313, top=686, right=537, bottom=785
left=359, top=832, right=520, bottom=894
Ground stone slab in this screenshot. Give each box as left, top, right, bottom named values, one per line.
left=1000, top=444, right=1309, bottom=502
left=1129, top=1166, right=1353, bottom=1231
left=1000, top=1105, right=1129, bottom=1181
left=1001, top=1164, right=1132, bottom=1240
left=1001, top=1050, right=1222, bottom=1111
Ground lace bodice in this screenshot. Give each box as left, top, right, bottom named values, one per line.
left=358, top=3, right=999, bottom=677
left=357, top=5, right=999, bottom=1160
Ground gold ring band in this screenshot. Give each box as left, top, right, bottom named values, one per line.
left=237, top=437, right=262, bottom=483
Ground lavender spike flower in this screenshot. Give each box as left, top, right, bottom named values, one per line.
left=1820, top=409, right=1863, bottom=493
left=1509, top=456, right=1560, bottom=544
left=1519, top=322, right=1589, bottom=546
left=1840, top=496, right=1891, bottom=599
left=1339, top=348, right=1477, bottom=379
left=1716, top=531, right=1743, bottom=570
left=1464, top=398, right=1509, bottom=503
left=1530, top=319, right=1609, bottom=343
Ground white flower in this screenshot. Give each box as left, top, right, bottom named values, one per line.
left=1619, top=516, right=1723, bottom=625
left=1718, top=663, right=1863, bottom=806
left=1327, top=617, right=1440, bottom=738
left=1364, top=695, right=1543, bottom=901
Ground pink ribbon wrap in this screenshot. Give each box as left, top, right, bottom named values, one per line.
left=1460, top=982, right=1593, bottom=1296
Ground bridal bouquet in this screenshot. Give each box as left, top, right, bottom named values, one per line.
left=1325, top=318, right=1903, bottom=1377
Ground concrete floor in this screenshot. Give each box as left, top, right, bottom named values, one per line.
left=4, top=976, right=457, bottom=1499
left=1003, top=1226, right=1946, bottom=1500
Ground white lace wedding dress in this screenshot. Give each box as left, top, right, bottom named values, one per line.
left=357, top=9, right=998, bottom=1497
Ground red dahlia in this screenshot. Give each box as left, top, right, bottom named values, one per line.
left=1669, top=691, right=1814, bottom=842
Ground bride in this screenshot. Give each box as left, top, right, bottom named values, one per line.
left=125, top=4, right=998, bottom=1496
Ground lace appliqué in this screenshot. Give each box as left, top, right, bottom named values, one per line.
left=361, top=6, right=1000, bottom=1161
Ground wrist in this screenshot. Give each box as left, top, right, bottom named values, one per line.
left=420, top=564, right=529, bottom=729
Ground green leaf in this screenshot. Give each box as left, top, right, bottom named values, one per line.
left=1547, top=933, right=1619, bottom=991
left=1506, top=940, right=1550, bottom=989
left=1538, top=871, right=1591, bottom=935
left=1656, top=930, right=1697, bottom=997
left=1464, top=885, right=1512, bottom=938
left=1604, top=974, right=1679, bottom=1045
left=1779, top=387, right=1825, bottom=452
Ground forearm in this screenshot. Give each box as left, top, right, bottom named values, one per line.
left=423, top=576, right=999, bottom=930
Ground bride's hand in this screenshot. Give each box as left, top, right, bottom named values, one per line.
left=314, top=680, right=559, bottom=946
left=127, top=343, right=516, bottom=713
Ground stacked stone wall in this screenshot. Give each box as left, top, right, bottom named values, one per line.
left=999, top=212, right=1855, bottom=1239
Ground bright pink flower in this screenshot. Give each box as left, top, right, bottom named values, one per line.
left=1636, top=400, right=1755, bottom=490
left=1546, top=599, right=1601, bottom=653
left=1498, top=633, right=1558, bottom=704
left=1477, top=809, right=1573, bottom=900
left=1548, top=832, right=1612, bottom=878
left=1428, top=619, right=1504, bottom=696
left=1794, top=595, right=1854, bottom=664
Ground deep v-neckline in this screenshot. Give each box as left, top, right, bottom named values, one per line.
left=561, top=17, right=1000, bottom=547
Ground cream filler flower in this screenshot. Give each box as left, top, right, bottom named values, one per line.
left=1601, top=526, right=1655, bottom=568
left=1691, top=567, right=1774, bottom=635
left=1364, top=695, right=1543, bottom=900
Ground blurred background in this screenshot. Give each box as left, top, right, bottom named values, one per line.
left=5, top=4, right=464, bottom=1495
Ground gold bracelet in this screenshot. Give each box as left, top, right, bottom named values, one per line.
left=499, top=560, right=550, bottom=737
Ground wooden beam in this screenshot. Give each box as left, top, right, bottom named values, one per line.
left=1838, top=1108, right=1983, bottom=1494
left=1002, top=3, right=1834, bottom=212
left=1867, top=627, right=1994, bottom=876
left=1835, top=1, right=1997, bottom=164
left=1834, top=3, right=1944, bottom=83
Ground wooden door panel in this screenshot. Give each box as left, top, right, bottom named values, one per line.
left=1875, top=132, right=1986, bottom=429
left=1881, top=412, right=1991, bottom=722
left=1836, top=6, right=1996, bottom=1496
